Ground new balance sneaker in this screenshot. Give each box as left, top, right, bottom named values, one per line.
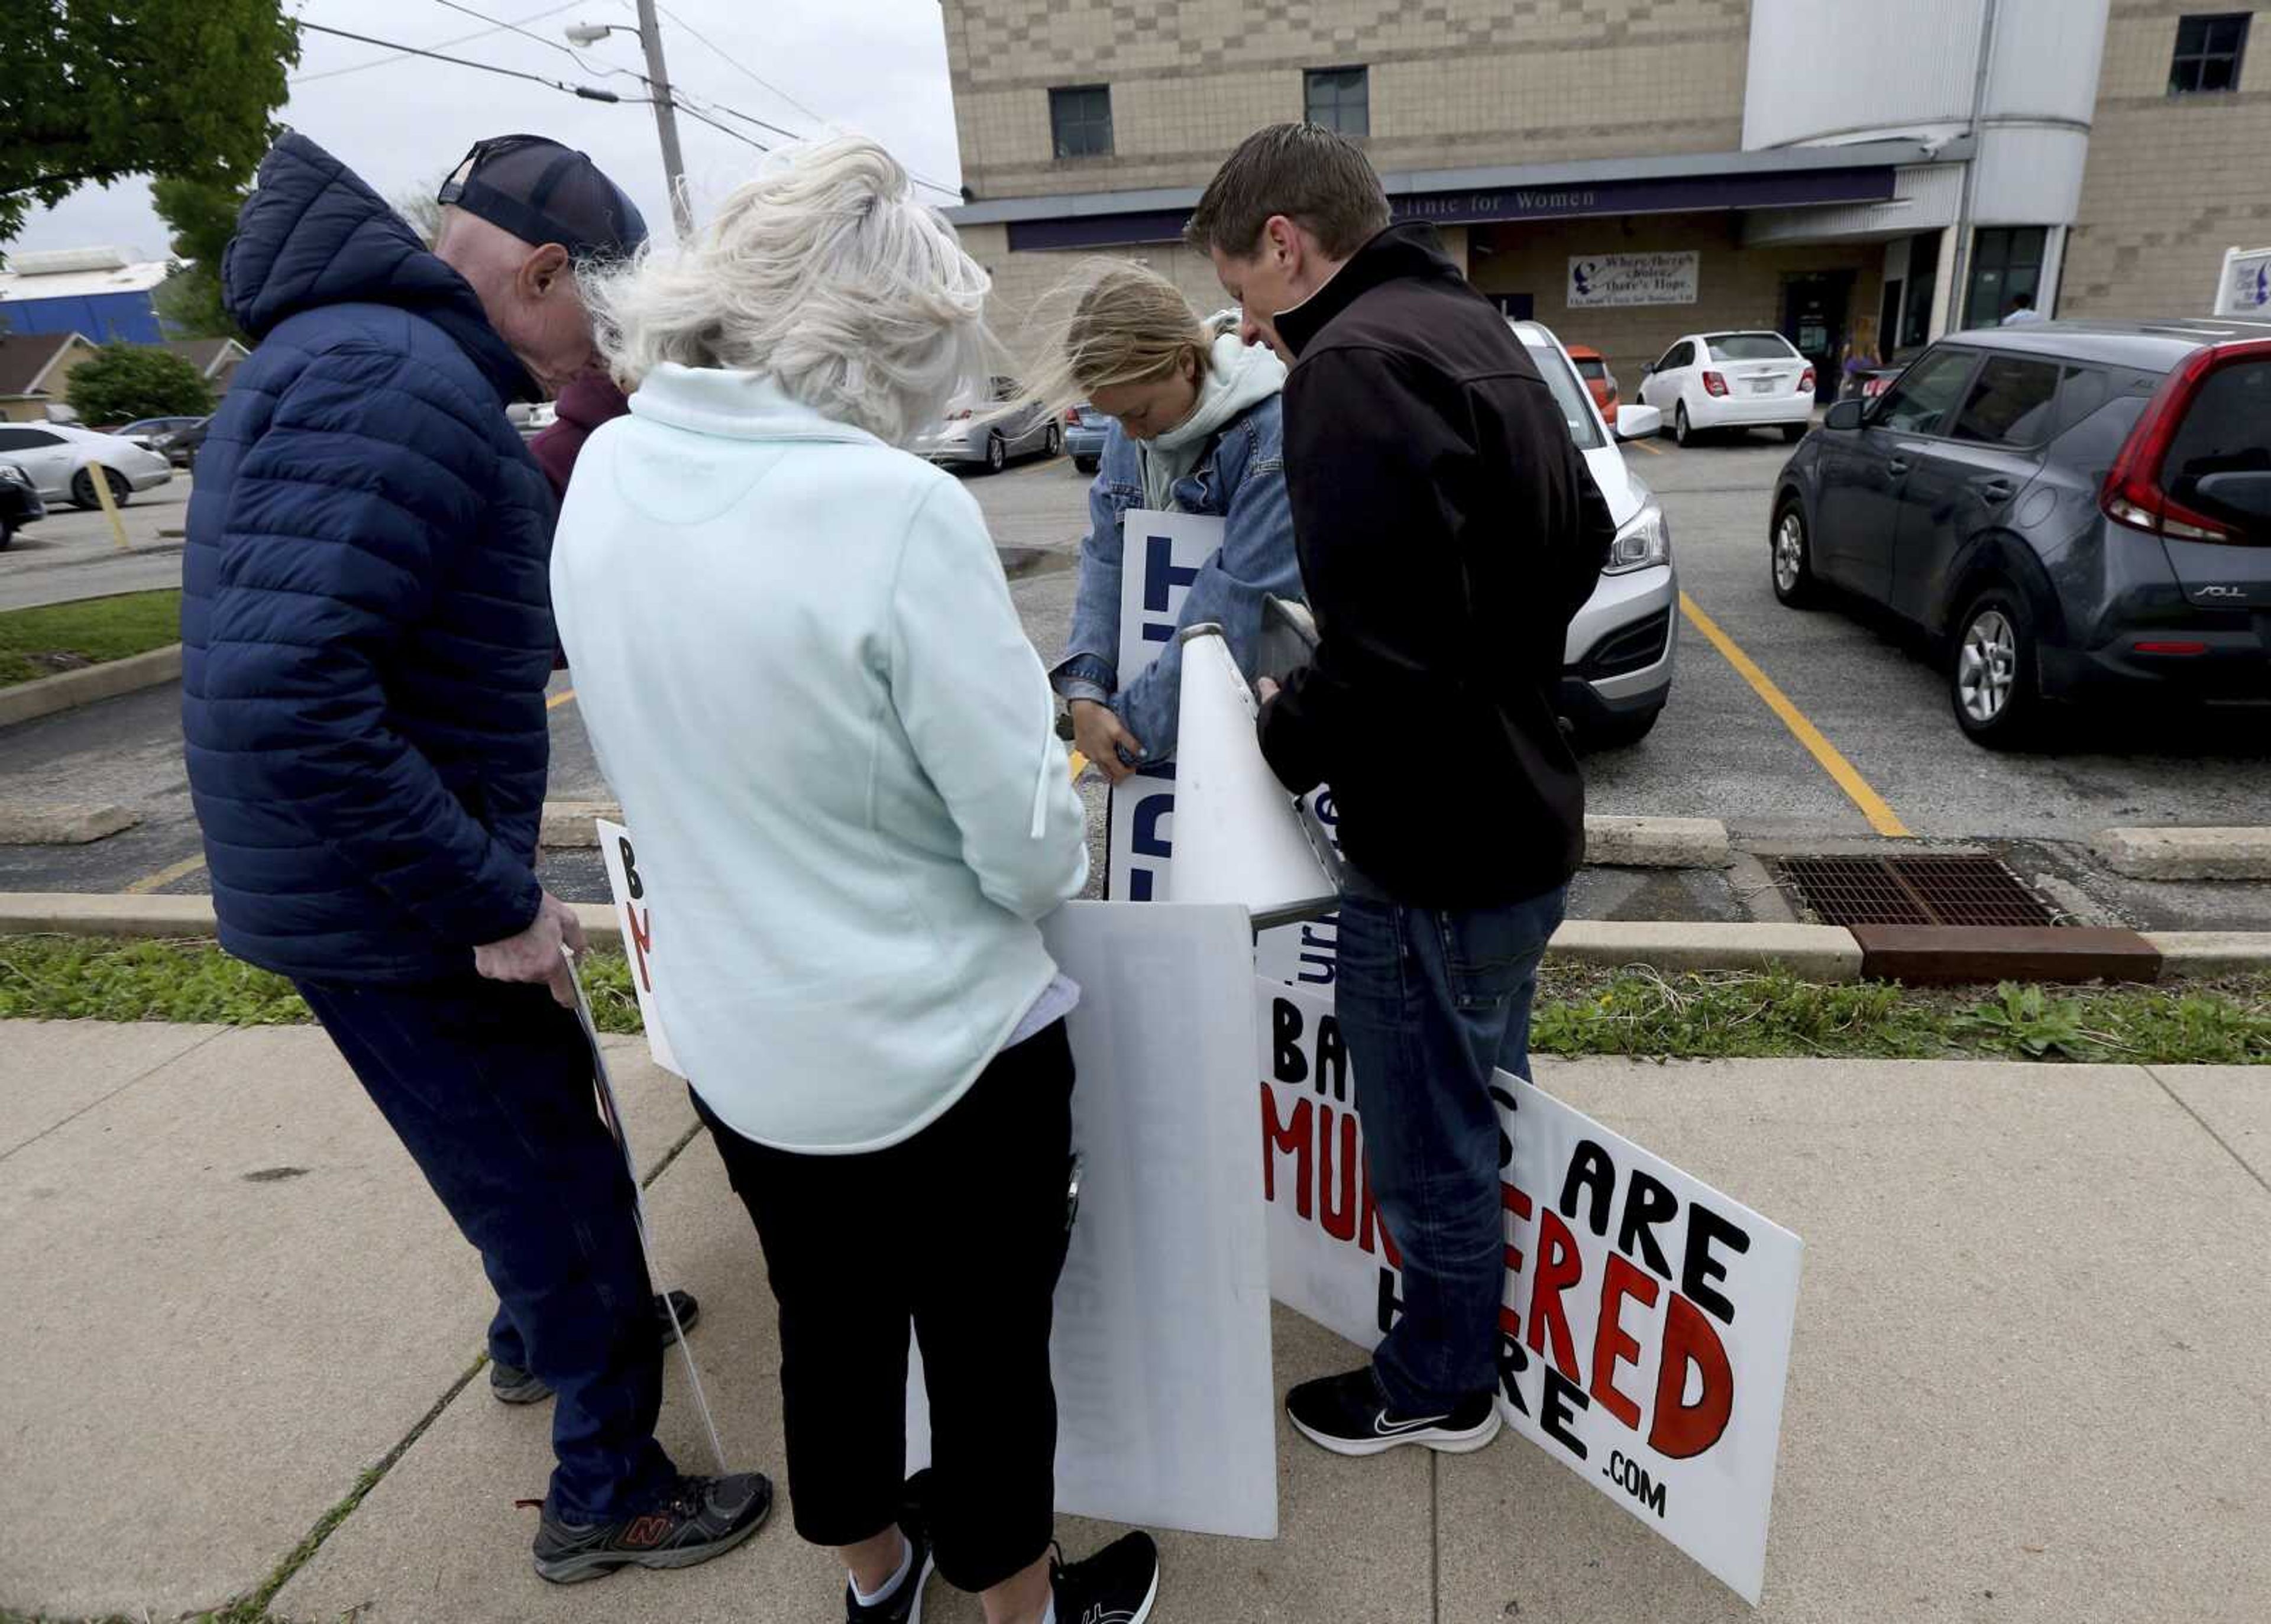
left=844, top=1521, right=936, bottom=1623
left=1285, top=1366, right=1502, bottom=1457
left=1051, top=1530, right=1160, bottom=1624
left=490, top=1289, right=702, bottom=1404
left=532, top=1470, right=772, bottom=1583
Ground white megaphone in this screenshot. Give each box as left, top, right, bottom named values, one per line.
left=1169, top=623, right=1341, bottom=929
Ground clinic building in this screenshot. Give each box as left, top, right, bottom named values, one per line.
left=940, top=0, right=2271, bottom=393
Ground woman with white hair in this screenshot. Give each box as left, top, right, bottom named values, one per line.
left=551, top=138, right=1160, bottom=1624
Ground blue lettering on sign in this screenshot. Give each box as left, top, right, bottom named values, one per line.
left=1133, top=790, right=1173, bottom=859
left=1141, top=533, right=1202, bottom=643
left=1298, top=917, right=1339, bottom=986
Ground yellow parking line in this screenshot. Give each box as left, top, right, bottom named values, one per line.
left=125, top=853, right=208, bottom=895
left=1629, top=436, right=1666, bottom=456
left=546, top=688, right=576, bottom=710
left=1678, top=591, right=1912, bottom=838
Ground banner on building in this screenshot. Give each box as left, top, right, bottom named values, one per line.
left=596, top=817, right=683, bottom=1078
left=1568, top=251, right=1700, bottom=308
left=2213, top=245, right=2271, bottom=315
left=1108, top=507, right=1338, bottom=988
left=1260, top=977, right=1803, bottom=1603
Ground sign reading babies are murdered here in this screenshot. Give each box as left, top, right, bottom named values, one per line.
left=1262, top=978, right=1803, bottom=1604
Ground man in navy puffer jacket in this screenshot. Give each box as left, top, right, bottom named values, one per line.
left=182, top=132, right=772, bottom=1583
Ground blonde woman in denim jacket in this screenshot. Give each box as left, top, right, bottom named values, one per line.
left=1042, top=262, right=1301, bottom=780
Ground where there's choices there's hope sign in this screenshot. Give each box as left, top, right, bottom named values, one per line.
left=1261, top=978, right=1803, bottom=1604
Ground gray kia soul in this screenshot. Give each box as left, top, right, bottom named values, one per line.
left=1769, top=318, right=2271, bottom=747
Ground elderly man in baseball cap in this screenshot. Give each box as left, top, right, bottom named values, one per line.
left=182, top=131, right=772, bottom=1583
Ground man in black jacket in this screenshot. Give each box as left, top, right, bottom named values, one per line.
left=1191, top=124, right=1614, bottom=1456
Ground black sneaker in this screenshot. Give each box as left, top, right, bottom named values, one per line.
left=844, top=1521, right=936, bottom=1623
left=1285, top=1366, right=1502, bottom=1457
left=532, top=1470, right=772, bottom=1583
left=490, top=1289, right=701, bottom=1405
left=1051, top=1530, right=1160, bottom=1624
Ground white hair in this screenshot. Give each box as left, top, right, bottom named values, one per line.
left=581, top=138, right=990, bottom=445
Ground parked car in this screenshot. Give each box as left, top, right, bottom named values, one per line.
left=0, top=461, right=45, bottom=550
left=911, top=376, right=1060, bottom=472
left=0, top=422, right=172, bottom=509
left=151, top=417, right=210, bottom=470
left=1769, top=318, right=2271, bottom=747
left=1566, top=343, right=1621, bottom=419
left=112, top=415, right=207, bottom=450
left=1513, top=319, right=1677, bottom=748
left=1639, top=331, right=1816, bottom=447
left=1065, top=402, right=1112, bottom=473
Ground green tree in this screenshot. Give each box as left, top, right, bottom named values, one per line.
left=150, top=176, right=250, bottom=340
left=0, top=1, right=300, bottom=248
left=64, top=343, right=215, bottom=425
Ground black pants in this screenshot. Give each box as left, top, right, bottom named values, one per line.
left=695, top=1020, right=1074, bottom=1593
left=295, top=974, right=676, bottom=1521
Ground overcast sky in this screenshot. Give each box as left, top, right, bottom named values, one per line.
left=8, top=0, right=963, bottom=260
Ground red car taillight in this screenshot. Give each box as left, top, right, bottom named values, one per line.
left=2101, top=339, right=2271, bottom=543
left=1701, top=371, right=1729, bottom=397
left=1798, top=366, right=1816, bottom=394
left=1063, top=406, right=1081, bottom=425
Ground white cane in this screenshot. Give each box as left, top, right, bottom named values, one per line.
left=561, top=945, right=731, bottom=1476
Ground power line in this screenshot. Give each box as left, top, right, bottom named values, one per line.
left=297, top=21, right=626, bottom=100
left=672, top=100, right=769, bottom=153
left=423, top=0, right=641, bottom=80
left=291, top=0, right=582, bottom=84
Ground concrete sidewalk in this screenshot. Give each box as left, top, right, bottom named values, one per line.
left=2, top=1022, right=2266, bottom=1623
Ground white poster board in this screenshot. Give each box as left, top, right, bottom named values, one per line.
left=595, top=817, right=683, bottom=1078
left=2212, top=245, right=2271, bottom=315
left=1568, top=251, right=1701, bottom=308
left=1107, top=507, right=1338, bottom=989
left=1261, top=977, right=1803, bottom=1603
left=908, top=902, right=1279, bottom=1538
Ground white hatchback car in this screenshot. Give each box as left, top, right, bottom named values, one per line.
left=0, top=422, right=174, bottom=509
left=1637, top=330, right=1817, bottom=447
left=1512, top=320, right=1679, bottom=749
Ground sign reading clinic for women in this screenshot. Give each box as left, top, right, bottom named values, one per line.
left=1108, top=507, right=1338, bottom=987
left=1567, top=251, right=1701, bottom=308
left=1261, top=978, right=1803, bottom=1603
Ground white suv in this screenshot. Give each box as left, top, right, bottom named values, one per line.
left=1512, top=320, right=1678, bottom=749
left=1638, top=330, right=1816, bottom=447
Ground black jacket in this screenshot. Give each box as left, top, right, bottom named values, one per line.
left=1259, top=224, right=1614, bottom=907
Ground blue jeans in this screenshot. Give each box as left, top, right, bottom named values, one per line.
left=295, top=973, right=678, bottom=1521
left=1333, top=883, right=1566, bottom=1413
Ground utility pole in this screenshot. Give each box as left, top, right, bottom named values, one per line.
left=633, top=0, right=693, bottom=240
left=1945, top=0, right=2001, bottom=334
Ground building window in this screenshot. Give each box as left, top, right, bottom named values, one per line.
left=2169, top=12, right=2249, bottom=94
left=1304, top=66, right=1369, bottom=137
left=1963, top=226, right=2048, bottom=328
left=1049, top=85, right=1113, bottom=159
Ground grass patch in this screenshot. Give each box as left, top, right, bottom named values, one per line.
left=0, top=589, right=182, bottom=688
left=1, top=936, right=2264, bottom=1065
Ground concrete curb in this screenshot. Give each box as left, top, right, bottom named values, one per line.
left=541, top=803, right=619, bottom=849
left=0, top=803, right=140, bottom=845
left=2095, top=826, right=2271, bottom=881
left=1583, top=815, right=1730, bottom=869
left=0, top=894, right=2263, bottom=983
left=0, top=643, right=183, bottom=729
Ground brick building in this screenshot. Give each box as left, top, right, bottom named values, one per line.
left=940, top=0, right=2270, bottom=392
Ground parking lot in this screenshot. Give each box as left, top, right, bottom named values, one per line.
left=1, top=433, right=2266, bottom=927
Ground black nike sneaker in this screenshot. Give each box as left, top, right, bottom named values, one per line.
left=490, top=1289, right=702, bottom=1404
left=1051, top=1530, right=1160, bottom=1624
left=532, top=1470, right=772, bottom=1583
left=1285, top=1366, right=1502, bottom=1457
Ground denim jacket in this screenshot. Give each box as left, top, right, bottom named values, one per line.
left=1050, top=394, right=1301, bottom=767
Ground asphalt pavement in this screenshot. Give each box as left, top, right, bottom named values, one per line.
left=0, top=475, right=189, bottom=611
left=1, top=436, right=2266, bottom=927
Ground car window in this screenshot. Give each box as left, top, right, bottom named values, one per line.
left=2163, top=355, right=2271, bottom=525
left=0, top=428, right=44, bottom=451
left=1950, top=355, right=2064, bottom=447
left=1871, top=347, right=1978, bottom=435
left=1705, top=333, right=1798, bottom=362
left=1574, top=357, right=1606, bottom=380
left=1526, top=344, right=1606, bottom=451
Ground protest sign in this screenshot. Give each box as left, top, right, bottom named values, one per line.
left=1108, top=507, right=1337, bottom=988
left=596, top=817, right=683, bottom=1078
left=910, top=901, right=1279, bottom=1539
left=1260, top=977, right=1803, bottom=1603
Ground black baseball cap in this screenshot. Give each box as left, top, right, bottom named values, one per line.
left=437, top=134, right=648, bottom=261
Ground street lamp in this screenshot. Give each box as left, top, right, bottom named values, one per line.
left=567, top=12, right=692, bottom=240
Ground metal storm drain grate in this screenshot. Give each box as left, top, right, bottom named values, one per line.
left=1774, top=855, right=2060, bottom=929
